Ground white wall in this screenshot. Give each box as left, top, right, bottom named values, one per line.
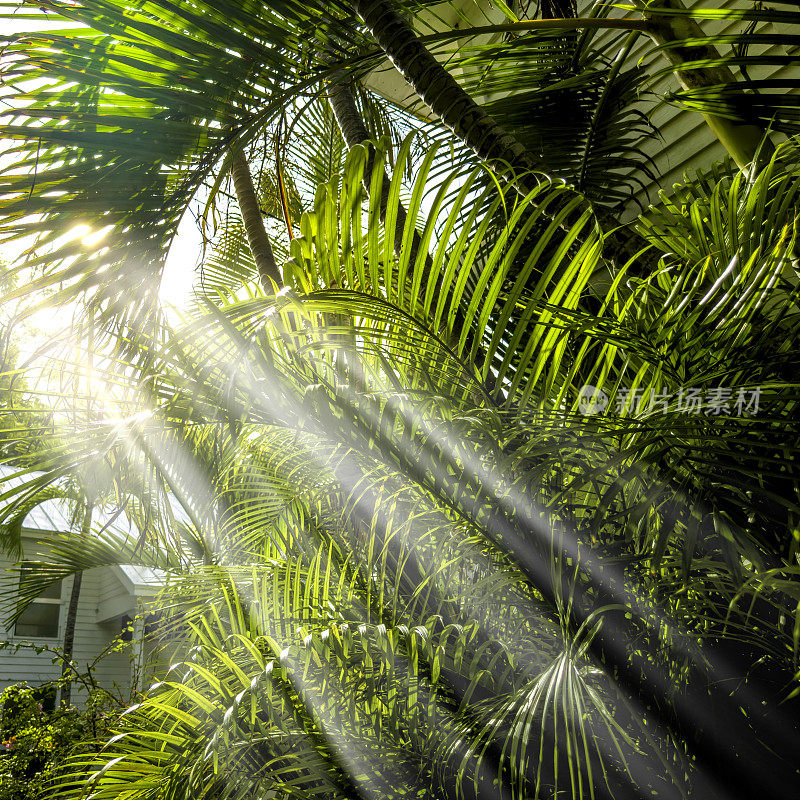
left=0, top=534, right=135, bottom=706
left=575, top=0, right=796, bottom=218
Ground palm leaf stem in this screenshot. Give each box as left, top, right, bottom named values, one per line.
left=636, top=0, right=770, bottom=169
left=577, top=34, right=639, bottom=194
left=415, top=17, right=649, bottom=42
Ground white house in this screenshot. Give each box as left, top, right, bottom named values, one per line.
left=0, top=471, right=164, bottom=708
left=364, top=0, right=797, bottom=220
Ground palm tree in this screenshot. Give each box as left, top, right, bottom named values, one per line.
left=1, top=1, right=800, bottom=798
left=1, top=138, right=798, bottom=799
left=2, top=0, right=797, bottom=303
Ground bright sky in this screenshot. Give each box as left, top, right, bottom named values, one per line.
left=0, top=212, right=202, bottom=366
left=160, top=207, right=206, bottom=313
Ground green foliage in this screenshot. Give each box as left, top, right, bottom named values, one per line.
left=639, top=0, right=800, bottom=134
left=1, top=1, right=800, bottom=798
left=0, top=683, right=116, bottom=800
left=2, top=0, right=798, bottom=327
left=0, top=140, right=794, bottom=799
left=0, top=267, right=56, bottom=463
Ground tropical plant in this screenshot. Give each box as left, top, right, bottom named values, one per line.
left=0, top=682, right=119, bottom=800
left=1, top=0, right=800, bottom=799
left=2, top=0, right=800, bottom=312
left=1, top=138, right=798, bottom=798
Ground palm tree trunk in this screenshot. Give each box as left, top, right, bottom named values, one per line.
left=326, top=77, right=432, bottom=285
left=354, top=0, right=771, bottom=192
left=349, top=0, right=645, bottom=264
left=230, top=148, right=282, bottom=290
left=60, top=503, right=92, bottom=707
left=326, top=78, right=410, bottom=247
left=636, top=0, right=769, bottom=169
left=351, top=0, right=542, bottom=193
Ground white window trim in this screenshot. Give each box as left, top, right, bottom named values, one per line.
left=10, top=589, right=66, bottom=642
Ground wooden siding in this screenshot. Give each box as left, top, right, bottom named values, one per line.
left=364, top=0, right=797, bottom=219
left=0, top=534, right=135, bottom=705
left=574, top=0, right=797, bottom=218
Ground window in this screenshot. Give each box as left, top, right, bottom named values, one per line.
left=13, top=564, right=62, bottom=639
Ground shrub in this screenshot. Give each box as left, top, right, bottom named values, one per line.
left=0, top=684, right=116, bottom=800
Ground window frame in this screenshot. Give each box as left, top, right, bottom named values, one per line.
left=11, top=562, right=65, bottom=641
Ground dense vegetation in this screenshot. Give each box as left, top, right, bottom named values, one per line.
left=0, top=683, right=118, bottom=800
left=1, top=1, right=800, bottom=799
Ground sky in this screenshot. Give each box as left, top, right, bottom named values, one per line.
left=160, top=205, right=206, bottom=313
